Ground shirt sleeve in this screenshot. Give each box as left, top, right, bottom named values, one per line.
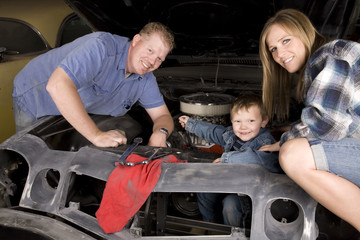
left=221, top=148, right=276, bottom=164
left=137, top=74, right=165, bottom=109
left=185, top=119, right=227, bottom=146
left=59, top=35, right=109, bottom=89
left=281, top=52, right=353, bottom=144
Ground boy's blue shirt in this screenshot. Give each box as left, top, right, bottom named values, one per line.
left=185, top=118, right=281, bottom=173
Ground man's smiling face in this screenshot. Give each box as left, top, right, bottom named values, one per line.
left=127, top=32, right=170, bottom=75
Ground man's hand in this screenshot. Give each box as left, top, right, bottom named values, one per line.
left=258, top=141, right=280, bottom=152
left=146, top=105, right=173, bottom=147
left=47, top=67, right=127, bottom=148
left=148, top=130, right=167, bottom=147
left=92, top=130, right=127, bottom=148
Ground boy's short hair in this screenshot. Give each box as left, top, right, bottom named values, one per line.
left=140, top=22, right=175, bottom=51
left=230, top=93, right=267, bottom=120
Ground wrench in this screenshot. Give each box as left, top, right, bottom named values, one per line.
left=114, top=137, right=143, bottom=166
left=132, top=148, right=161, bottom=166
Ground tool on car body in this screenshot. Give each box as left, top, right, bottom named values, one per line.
left=114, top=137, right=143, bottom=166
left=132, top=148, right=161, bottom=166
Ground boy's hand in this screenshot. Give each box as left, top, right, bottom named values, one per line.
left=258, top=141, right=280, bottom=152
left=213, top=158, right=222, bottom=163
left=178, top=115, right=189, bottom=128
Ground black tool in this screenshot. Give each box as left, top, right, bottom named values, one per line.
left=114, top=137, right=143, bottom=166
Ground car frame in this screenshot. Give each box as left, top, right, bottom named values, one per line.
left=0, top=115, right=317, bottom=240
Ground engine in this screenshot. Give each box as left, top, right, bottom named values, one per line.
left=177, top=92, right=234, bottom=153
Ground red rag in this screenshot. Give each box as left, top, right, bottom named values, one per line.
left=95, top=153, right=182, bottom=234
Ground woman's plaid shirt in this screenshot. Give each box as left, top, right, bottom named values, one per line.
left=281, top=39, right=360, bottom=145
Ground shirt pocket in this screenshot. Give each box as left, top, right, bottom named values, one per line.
left=78, top=84, right=108, bottom=109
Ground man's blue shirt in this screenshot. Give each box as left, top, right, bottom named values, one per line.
left=13, top=32, right=165, bottom=119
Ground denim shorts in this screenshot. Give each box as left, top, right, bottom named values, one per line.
left=310, top=138, right=360, bottom=187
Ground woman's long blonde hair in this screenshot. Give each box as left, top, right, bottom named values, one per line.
left=259, top=9, right=326, bottom=122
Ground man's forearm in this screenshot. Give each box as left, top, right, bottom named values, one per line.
left=152, top=114, right=174, bottom=135
left=46, top=67, right=101, bottom=142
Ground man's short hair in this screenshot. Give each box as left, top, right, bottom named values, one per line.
left=140, top=22, right=175, bottom=51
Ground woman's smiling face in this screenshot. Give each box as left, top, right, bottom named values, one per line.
left=266, top=23, right=306, bottom=73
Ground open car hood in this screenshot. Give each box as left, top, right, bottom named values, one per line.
left=64, top=0, right=360, bottom=57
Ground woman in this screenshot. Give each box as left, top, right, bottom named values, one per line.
left=258, top=9, right=360, bottom=231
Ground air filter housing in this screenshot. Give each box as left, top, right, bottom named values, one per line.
left=179, top=93, right=234, bottom=117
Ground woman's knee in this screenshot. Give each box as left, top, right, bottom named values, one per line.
left=279, top=138, right=314, bottom=176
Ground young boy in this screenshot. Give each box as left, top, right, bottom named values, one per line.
left=178, top=93, right=281, bottom=228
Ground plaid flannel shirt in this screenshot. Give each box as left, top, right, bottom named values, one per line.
left=280, top=40, right=360, bottom=145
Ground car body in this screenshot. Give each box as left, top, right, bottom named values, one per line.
left=0, top=0, right=91, bottom=143
left=1, top=0, right=360, bottom=239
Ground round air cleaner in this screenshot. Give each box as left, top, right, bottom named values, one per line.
left=179, top=93, right=234, bottom=116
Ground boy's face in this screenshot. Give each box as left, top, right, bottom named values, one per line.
left=231, top=105, right=268, bottom=142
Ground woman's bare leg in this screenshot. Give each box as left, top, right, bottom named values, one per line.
left=279, top=138, right=360, bottom=231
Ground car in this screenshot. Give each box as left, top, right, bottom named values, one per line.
left=0, top=0, right=92, bottom=143
left=1, top=0, right=360, bottom=239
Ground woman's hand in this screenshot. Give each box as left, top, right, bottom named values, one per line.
left=258, top=141, right=280, bottom=152
left=213, top=158, right=222, bottom=163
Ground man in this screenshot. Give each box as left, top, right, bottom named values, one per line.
left=12, top=22, right=175, bottom=148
